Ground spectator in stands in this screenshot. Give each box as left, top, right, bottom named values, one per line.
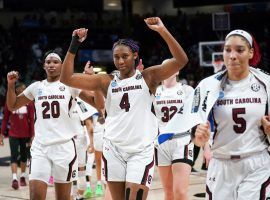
left=1, top=82, right=34, bottom=190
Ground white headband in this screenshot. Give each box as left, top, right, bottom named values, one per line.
left=225, top=29, right=253, bottom=47
left=45, top=53, right=62, bottom=62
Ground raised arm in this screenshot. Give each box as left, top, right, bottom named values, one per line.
left=60, top=28, right=109, bottom=94
left=6, top=71, right=31, bottom=111
left=142, top=17, right=188, bottom=90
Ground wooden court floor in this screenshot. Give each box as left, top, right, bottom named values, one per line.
left=0, top=138, right=207, bottom=200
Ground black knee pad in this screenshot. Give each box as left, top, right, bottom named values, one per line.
left=126, top=188, right=130, bottom=200
left=136, top=189, right=143, bottom=200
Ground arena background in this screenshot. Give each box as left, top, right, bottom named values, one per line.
left=0, top=0, right=269, bottom=199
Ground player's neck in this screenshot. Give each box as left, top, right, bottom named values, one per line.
left=47, top=75, right=60, bottom=82
left=163, top=79, right=177, bottom=88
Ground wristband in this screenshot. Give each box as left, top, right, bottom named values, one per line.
left=68, top=35, right=81, bottom=54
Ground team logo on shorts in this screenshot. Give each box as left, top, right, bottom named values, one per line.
left=111, top=81, right=117, bottom=87
left=147, top=175, right=153, bottom=184
left=251, top=83, right=260, bottom=92
left=135, top=74, right=142, bottom=80
left=177, top=90, right=183, bottom=95
left=189, top=149, right=193, bottom=157
left=72, top=170, right=77, bottom=178
left=59, top=86, right=65, bottom=91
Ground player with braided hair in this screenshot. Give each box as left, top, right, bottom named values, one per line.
left=60, top=17, right=189, bottom=200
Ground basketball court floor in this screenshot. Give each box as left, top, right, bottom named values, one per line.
left=0, top=138, right=207, bottom=200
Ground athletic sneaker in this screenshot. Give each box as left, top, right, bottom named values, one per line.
left=12, top=179, right=19, bottom=190
left=95, top=183, right=104, bottom=196
left=83, top=187, right=93, bottom=198
left=20, top=177, right=27, bottom=186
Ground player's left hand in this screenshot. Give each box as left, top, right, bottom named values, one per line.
left=261, top=115, right=270, bottom=135
left=144, top=17, right=165, bottom=32
left=136, top=59, right=144, bottom=72
left=84, top=61, right=94, bottom=75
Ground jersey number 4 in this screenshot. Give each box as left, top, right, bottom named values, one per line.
left=120, top=93, right=130, bottom=112
left=232, top=108, right=246, bottom=134
left=42, top=101, right=60, bottom=119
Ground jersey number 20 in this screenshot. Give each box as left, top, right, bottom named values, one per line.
left=42, top=101, right=60, bottom=119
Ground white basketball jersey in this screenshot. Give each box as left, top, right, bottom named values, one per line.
left=154, top=83, right=194, bottom=133
left=71, top=98, right=97, bottom=136
left=212, top=73, right=268, bottom=156
left=105, top=70, right=158, bottom=153
left=23, top=80, right=81, bottom=145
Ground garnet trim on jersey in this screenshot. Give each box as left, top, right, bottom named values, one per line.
left=102, top=155, right=108, bottom=181
left=260, top=176, right=270, bottom=200
left=66, top=138, right=77, bottom=181
left=206, top=185, right=212, bottom=200
left=140, top=158, right=154, bottom=185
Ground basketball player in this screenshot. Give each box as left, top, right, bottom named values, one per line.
left=60, top=17, right=188, bottom=200
left=192, top=30, right=270, bottom=199
left=153, top=64, right=194, bottom=200
left=1, top=83, right=34, bottom=190
left=92, top=109, right=105, bottom=196
left=6, top=50, right=103, bottom=200
left=71, top=97, right=97, bottom=200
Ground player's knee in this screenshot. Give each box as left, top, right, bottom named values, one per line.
left=77, top=176, right=86, bottom=190
left=173, top=187, right=187, bottom=199
left=125, top=188, right=144, bottom=200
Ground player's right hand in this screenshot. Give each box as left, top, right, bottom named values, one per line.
left=193, top=122, right=210, bottom=147
left=7, top=71, right=19, bottom=85
left=72, top=28, right=88, bottom=43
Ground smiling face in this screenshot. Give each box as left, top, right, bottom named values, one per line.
left=223, top=35, right=254, bottom=80
left=43, top=56, right=62, bottom=81
left=113, top=45, right=138, bottom=78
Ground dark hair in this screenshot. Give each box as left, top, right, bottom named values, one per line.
left=112, top=39, right=140, bottom=66
left=15, top=81, right=26, bottom=89
left=249, top=35, right=261, bottom=67
left=42, top=49, right=64, bottom=63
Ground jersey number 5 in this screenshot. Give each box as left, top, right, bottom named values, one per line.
left=120, top=93, right=130, bottom=112
left=232, top=108, right=246, bottom=134
left=42, top=101, right=60, bottom=119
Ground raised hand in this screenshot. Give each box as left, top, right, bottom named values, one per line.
left=72, top=28, right=88, bottom=43
left=136, top=59, right=144, bottom=72
left=144, top=17, right=165, bottom=32
left=7, top=71, right=19, bottom=85
left=84, top=61, right=94, bottom=75
left=194, top=122, right=210, bottom=147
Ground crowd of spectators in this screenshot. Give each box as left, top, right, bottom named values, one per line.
left=0, top=8, right=269, bottom=115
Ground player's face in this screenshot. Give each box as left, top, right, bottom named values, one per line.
left=113, top=45, right=137, bottom=77
left=223, top=36, right=254, bottom=77
left=43, top=57, right=62, bottom=78
left=15, top=85, right=26, bottom=95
